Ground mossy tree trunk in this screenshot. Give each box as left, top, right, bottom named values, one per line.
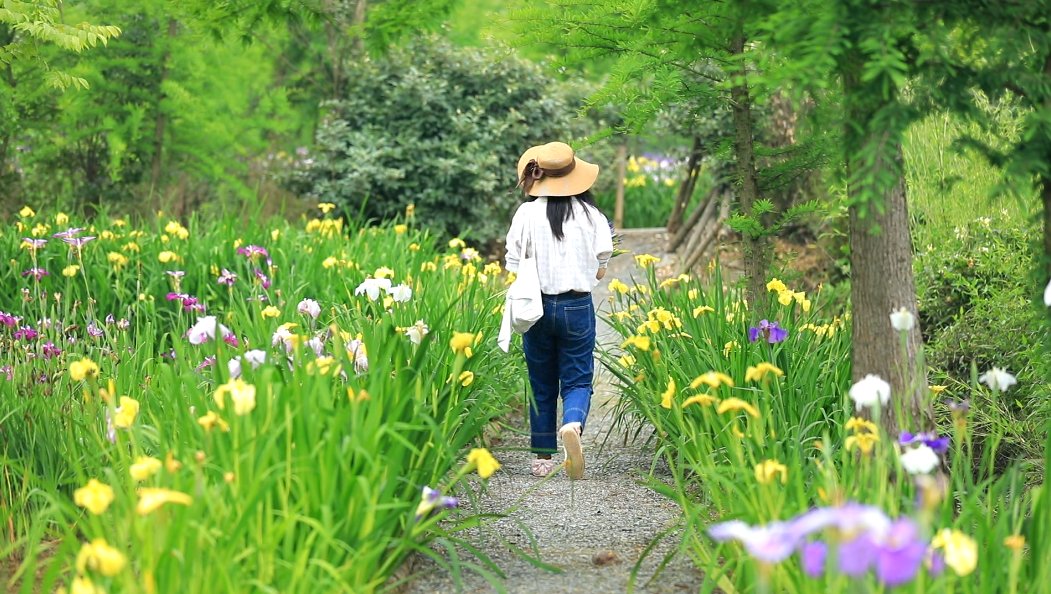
left=843, top=51, right=931, bottom=433
left=729, top=27, right=769, bottom=315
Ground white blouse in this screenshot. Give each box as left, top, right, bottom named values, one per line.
left=504, top=198, right=614, bottom=295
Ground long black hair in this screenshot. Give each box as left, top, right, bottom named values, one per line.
left=527, top=190, right=598, bottom=241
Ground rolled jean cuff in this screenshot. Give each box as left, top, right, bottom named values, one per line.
left=531, top=431, right=558, bottom=454
left=563, top=407, right=588, bottom=428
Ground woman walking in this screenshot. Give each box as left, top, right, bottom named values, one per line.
left=503, top=141, right=614, bottom=479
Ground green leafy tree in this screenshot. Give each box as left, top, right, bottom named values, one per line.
left=284, top=38, right=586, bottom=243
left=763, top=0, right=939, bottom=429
left=511, top=1, right=781, bottom=309
left=925, top=1, right=1051, bottom=342
left=0, top=0, right=119, bottom=208
left=11, top=0, right=298, bottom=214
left=0, top=0, right=120, bottom=89
left=511, top=1, right=832, bottom=315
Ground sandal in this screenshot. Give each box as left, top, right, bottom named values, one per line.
left=560, top=424, right=585, bottom=480
left=531, top=458, right=556, bottom=477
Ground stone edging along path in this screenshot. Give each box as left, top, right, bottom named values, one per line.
left=404, top=228, right=703, bottom=594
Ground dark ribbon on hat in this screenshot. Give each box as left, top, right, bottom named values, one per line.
left=518, top=158, right=576, bottom=195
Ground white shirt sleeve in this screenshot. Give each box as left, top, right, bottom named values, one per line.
left=593, top=208, right=614, bottom=268
left=503, top=203, right=529, bottom=273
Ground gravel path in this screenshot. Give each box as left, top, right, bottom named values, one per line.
left=404, top=229, right=701, bottom=594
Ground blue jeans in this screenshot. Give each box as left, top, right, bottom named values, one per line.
left=523, top=292, right=596, bottom=454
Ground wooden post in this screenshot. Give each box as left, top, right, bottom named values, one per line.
left=614, top=142, right=626, bottom=229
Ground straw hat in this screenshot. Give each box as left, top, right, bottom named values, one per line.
left=516, top=141, right=600, bottom=197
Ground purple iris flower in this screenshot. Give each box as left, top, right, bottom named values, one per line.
left=217, top=268, right=238, bottom=286
left=167, top=292, right=206, bottom=312
left=899, top=431, right=951, bottom=454
left=791, top=503, right=892, bottom=538
left=52, top=227, right=84, bottom=239
left=14, top=326, right=38, bottom=341
left=22, top=268, right=49, bottom=280
left=181, top=297, right=204, bottom=312
left=747, top=320, right=788, bottom=344
left=253, top=269, right=271, bottom=290
left=42, top=341, right=62, bottom=358
left=223, top=333, right=240, bottom=348
left=195, top=355, right=217, bottom=371
left=945, top=399, right=970, bottom=416
left=0, top=312, right=20, bottom=327
left=415, top=486, right=459, bottom=520
left=86, top=322, right=104, bottom=337
left=237, top=245, right=271, bottom=265
left=800, top=541, right=827, bottom=577
left=707, top=520, right=801, bottom=563
left=927, top=551, right=946, bottom=576
left=61, top=235, right=96, bottom=248
left=873, top=518, right=928, bottom=586
left=838, top=534, right=880, bottom=576
left=0, top=365, right=12, bottom=381
left=22, top=238, right=47, bottom=249
left=711, top=504, right=934, bottom=587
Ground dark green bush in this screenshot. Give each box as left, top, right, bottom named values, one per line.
left=285, top=38, right=590, bottom=244
left=914, top=213, right=1050, bottom=474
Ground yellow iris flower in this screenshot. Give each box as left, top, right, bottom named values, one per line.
left=634, top=254, right=661, bottom=267
left=682, top=393, right=719, bottom=408
left=136, top=488, right=193, bottom=515
left=845, top=432, right=879, bottom=455
left=213, top=378, right=257, bottom=415
left=716, top=398, right=760, bottom=418
left=467, top=448, right=501, bottom=478
left=745, top=363, right=784, bottom=383
left=931, top=529, right=978, bottom=576
left=660, top=378, right=676, bottom=409
left=73, top=479, right=114, bottom=515
left=690, top=371, right=734, bottom=390
left=754, top=459, right=788, bottom=484
left=458, top=371, right=475, bottom=387
left=70, top=358, right=100, bottom=382
left=130, top=456, right=162, bottom=482
left=76, top=538, right=126, bottom=576
left=113, top=396, right=139, bottom=428
left=620, top=335, right=651, bottom=351
left=450, top=331, right=478, bottom=358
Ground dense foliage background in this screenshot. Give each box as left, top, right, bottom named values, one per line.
left=2, top=0, right=1049, bottom=591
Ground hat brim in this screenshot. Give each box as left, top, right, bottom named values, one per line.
left=518, top=147, right=600, bottom=197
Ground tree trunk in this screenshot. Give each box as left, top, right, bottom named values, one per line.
left=667, top=136, right=703, bottom=234
left=728, top=29, right=769, bottom=314
left=843, top=44, right=930, bottom=431
left=848, top=159, right=929, bottom=431
left=352, top=0, right=367, bottom=56
left=1043, top=53, right=1051, bottom=286
left=150, top=18, right=177, bottom=193
left=614, top=142, right=626, bottom=229
left=766, top=91, right=805, bottom=213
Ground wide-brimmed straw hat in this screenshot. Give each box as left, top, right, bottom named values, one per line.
left=516, top=141, right=600, bottom=197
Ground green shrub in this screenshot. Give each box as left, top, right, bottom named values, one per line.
left=285, top=38, right=590, bottom=245
left=915, top=213, right=1050, bottom=475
